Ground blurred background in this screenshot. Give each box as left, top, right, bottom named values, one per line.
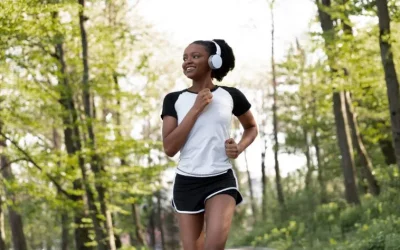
left=1, top=0, right=400, bottom=249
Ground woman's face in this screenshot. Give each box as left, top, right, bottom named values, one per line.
left=182, top=43, right=211, bottom=80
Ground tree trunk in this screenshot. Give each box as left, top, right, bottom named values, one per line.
left=0, top=159, right=28, bottom=250
left=244, top=150, right=257, bottom=218
left=379, top=138, right=396, bottom=165
left=0, top=200, right=5, bottom=250
left=101, top=106, right=117, bottom=250
left=156, top=191, right=165, bottom=250
left=270, top=0, right=285, bottom=212
left=0, top=123, right=28, bottom=250
left=261, top=145, right=267, bottom=221
left=131, top=203, right=146, bottom=245
left=52, top=128, right=71, bottom=250
left=7, top=207, right=27, bottom=250
left=148, top=203, right=156, bottom=249
left=368, top=121, right=396, bottom=165
left=60, top=213, right=69, bottom=250
left=311, top=90, right=327, bottom=203
left=376, top=0, right=400, bottom=171
left=316, top=0, right=360, bottom=205
left=54, top=34, right=92, bottom=249
left=260, top=72, right=268, bottom=221
left=0, top=123, right=6, bottom=250
left=333, top=92, right=360, bottom=204
left=77, top=0, right=111, bottom=248
left=296, top=40, right=312, bottom=192
left=344, top=92, right=380, bottom=196
left=106, top=210, right=116, bottom=250
left=339, top=0, right=380, bottom=196
left=303, top=128, right=312, bottom=190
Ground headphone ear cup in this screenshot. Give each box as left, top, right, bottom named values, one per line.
left=208, top=55, right=222, bottom=69
left=208, top=56, right=215, bottom=69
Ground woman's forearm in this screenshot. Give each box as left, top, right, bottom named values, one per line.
left=237, top=126, right=258, bottom=154
left=163, top=108, right=201, bottom=157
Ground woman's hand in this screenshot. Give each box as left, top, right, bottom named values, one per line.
left=192, top=88, right=213, bottom=114
left=225, top=138, right=241, bottom=159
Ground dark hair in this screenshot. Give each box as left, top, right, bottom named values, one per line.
left=192, top=39, right=235, bottom=81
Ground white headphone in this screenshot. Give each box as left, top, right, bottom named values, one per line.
left=208, top=40, right=223, bottom=70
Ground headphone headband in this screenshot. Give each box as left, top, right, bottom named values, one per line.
left=209, top=40, right=221, bottom=56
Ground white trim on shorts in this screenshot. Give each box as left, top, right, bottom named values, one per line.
left=172, top=199, right=205, bottom=214
left=231, top=169, right=244, bottom=206
left=171, top=174, right=205, bottom=214
left=202, top=169, right=244, bottom=206
left=203, top=169, right=244, bottom=205
left=204, top=187, right=238, bottom=204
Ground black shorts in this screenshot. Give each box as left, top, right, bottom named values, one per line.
left=171, top=169, right=243, bottom=214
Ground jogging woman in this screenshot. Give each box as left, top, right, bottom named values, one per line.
left=161, top=39, right=258, bottom=250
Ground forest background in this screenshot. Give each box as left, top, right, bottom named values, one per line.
left=1, top=0, right=400, bottom=249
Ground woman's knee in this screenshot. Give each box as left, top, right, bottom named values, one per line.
left=182, top=239, right=204, bottom=250
left=203, top=238, right=226, bottom=250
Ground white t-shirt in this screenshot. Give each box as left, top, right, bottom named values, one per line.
left=161, top=85, right=251, bottom=177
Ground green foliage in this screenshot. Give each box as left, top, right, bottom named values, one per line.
left=227, top=1, right=400, bottom=249
left=232, top=181, right=400, bottom=250
left=0, top=0, right=179, bottom=248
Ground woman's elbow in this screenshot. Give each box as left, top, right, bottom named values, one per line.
left=165, top=150, right=176, bottom=158
left=247, top=124, right=258, bottom=137
left=163, top=145, right=177, bottom=157
left=254, top=125, right=259, bottom=137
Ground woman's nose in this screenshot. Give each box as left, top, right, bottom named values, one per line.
left=183, top=58, right=192, bottom=68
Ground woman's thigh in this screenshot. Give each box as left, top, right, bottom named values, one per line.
left=204, top=194, right=236, bottom=250
left=177, top=212, right=205, bottom=250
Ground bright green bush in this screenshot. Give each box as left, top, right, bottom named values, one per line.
left=231, top=192, right=400, bottom=250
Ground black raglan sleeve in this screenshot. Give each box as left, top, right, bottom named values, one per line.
left=222, top=87, right=252, bottom=117
left=160, top=92, right=179, bottom=120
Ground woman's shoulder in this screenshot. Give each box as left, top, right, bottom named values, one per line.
left=164, top=89, right=187, bottom=98
left=218, top=85, right=245, bottom=95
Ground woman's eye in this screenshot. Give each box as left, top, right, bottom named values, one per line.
left=193, top=55, right=199, bottom=58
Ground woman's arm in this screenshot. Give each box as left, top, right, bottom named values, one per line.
left=237, top=110, right=258, bottom=153
left=225, top=110, right=258, bottom=158
left=162, top=109, right=201, bottom=157
left=162, top=88, right=213, bottom=157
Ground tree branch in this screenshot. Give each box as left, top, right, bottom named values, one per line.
left=0, top=132, right=74, bottom=200
left=0, top=157, right=28, bottom=169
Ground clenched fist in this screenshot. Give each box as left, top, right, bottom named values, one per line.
left=192, top=88, right=213, bottom=113
left=225, top=138, right=240, bottom=159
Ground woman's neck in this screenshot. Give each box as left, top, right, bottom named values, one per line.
left=188, top=77, right=215, bottom=93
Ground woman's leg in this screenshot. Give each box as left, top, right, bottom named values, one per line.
left=204, top=194, right=236, bottom=250
left=177, top=212, right=205, bottom=250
